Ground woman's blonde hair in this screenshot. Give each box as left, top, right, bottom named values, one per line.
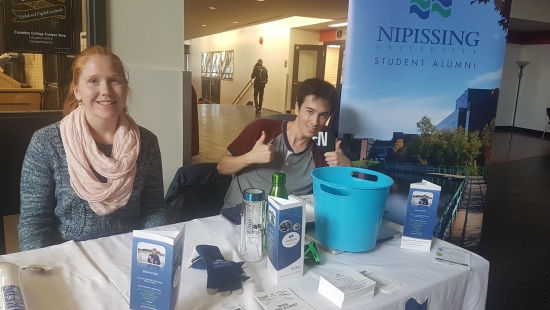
left=63, top=46, right=129, bottom=116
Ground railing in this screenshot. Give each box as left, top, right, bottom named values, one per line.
left=379, top=163, right=485, bottom=177
left=232, top=79, right=254, bottom=105
left=434, top=173, right=470, bottom=239
left=377, top=163, right=434, bottom=174
left=431, top=165, right=469, bottom=176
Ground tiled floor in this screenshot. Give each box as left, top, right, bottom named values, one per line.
left=490, top=131, right=550, bottom=163
left=479, top=153, right=550, bottom=309
left=191, top=105, right=280, bottom=164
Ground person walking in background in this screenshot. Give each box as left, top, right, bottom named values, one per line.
left=18, top=46, right=168, bottom=251
left=251, top=59, right=268, bottom=113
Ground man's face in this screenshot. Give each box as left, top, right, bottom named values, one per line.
left=294, top=95, right=330, bottom=139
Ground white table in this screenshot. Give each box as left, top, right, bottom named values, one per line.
left=1, top=216, right=489, bottom=310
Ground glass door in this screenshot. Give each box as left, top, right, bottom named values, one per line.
left=290, top=45, right=326, bottom=111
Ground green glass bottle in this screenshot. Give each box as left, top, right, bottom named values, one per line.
left=269, top=172, right=288, bottom=199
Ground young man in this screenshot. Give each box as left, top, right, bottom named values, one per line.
left=419, top=195, right=429, bottom=206
left=251, top=59, right=268, bottom=113
left=218, top=78, right=351, bottom=210
left=147, top=248, right=161, bottom=265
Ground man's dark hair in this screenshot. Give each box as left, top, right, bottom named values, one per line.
left=296, top=78, right=339, bottom=114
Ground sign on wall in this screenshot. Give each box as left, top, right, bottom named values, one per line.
left=2, top=0, right=77, bottom=54
left=339, top=0, right=508, bottom=142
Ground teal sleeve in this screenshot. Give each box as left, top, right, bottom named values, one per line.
left=140, top=134, right=168, bottom=228
left=18, top=131, right=56, bottom=251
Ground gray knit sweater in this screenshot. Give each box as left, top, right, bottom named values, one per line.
left=18, top=122, right=168, bottom=251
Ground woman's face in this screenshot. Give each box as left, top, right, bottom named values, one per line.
left=74, top=55, right=128, bottom=124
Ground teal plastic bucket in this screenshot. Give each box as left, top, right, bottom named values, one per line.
left=311, top=167, right=394, bottom=252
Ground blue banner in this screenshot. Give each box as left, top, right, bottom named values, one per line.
left=339, top=0, right=507, bottom=142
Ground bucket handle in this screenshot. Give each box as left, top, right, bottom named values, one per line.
left=320, top=183, right=351, bottom=197
left=350, top=168, right=382, bottom=183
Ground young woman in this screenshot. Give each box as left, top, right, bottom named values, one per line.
left=18, top=46, right=168, bottom=251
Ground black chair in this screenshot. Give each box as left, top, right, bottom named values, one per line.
left=164, top=163, right=232, bottom=223
left=0, top=111, right=63, bottom=254
left=542, top=108, right=550, bottom=139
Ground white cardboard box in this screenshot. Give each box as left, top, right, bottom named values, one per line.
left=266, top=196, right=305, bottom=284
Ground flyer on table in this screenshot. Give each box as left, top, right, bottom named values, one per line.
left=433, top=246, right=471, bottom=270
left=267, top=196, right=305, bottom=284
left=401, top=180, right=441, bottom=251
left=254, top=289, right=314, bottom=310
left=130, top=227, right=185, bottom=310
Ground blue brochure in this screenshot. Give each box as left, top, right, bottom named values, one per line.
left=130, top=226, right=185, bottom=310
left=267, top=196, right=305, bottom=284
left=400, top=180, right=441, bottom=251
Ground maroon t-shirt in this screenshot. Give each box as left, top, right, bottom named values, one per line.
left=223, top=119, right=327, bottom=209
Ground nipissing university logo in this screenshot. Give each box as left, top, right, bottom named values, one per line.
left=410, top=0, right=452, bottom=20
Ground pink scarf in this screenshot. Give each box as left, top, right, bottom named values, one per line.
left=60, top=106, right=141, bottom=215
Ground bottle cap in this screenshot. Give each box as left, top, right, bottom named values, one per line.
left=243, top=188, right=265, bottom=202
left=272, top=172, right=286, bottom=184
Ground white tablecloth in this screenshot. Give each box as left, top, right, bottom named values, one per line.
left=1, top=216, right=489, bottom=310
left=0, top=241, right=129, bottom=309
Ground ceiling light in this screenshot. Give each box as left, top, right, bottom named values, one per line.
left=208, top=7, right=215, bottom=9
left=328, top=22, right=347, bottom=27
left=233, top=21, right=239, bottom=24
left=202, top=24, right=207, bottom=27
left=257, top=0, right=265, bottom=2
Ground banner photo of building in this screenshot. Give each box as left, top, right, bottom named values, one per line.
left=339, top=0, right=509, bottom=164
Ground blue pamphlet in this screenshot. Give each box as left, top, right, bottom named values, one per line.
left=130, top=226, right=185, bottom=310
left=267, top=196, right=305, bottom=284
left=400, top=180, right=441, bottom=251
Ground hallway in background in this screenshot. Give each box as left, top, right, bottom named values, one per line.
left=192, top=105, right=279, bottom=164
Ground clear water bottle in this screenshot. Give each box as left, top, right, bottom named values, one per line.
left=239, top=188, right=266, bottom=263
left=269, top=172, right=288, bottom=199
left=0, top=262, right=27, bottom=310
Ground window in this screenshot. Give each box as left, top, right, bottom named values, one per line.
left=201, top=50, right=234, bottom=79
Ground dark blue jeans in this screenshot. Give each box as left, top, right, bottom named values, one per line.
left=253, top=84, right=265, bottom=110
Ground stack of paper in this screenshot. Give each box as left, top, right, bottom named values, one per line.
left=254, top=289, right=314, bottom=310
left=318, top=269, right=376, bottom=308
left=359, top=268, right=403, bottom=295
